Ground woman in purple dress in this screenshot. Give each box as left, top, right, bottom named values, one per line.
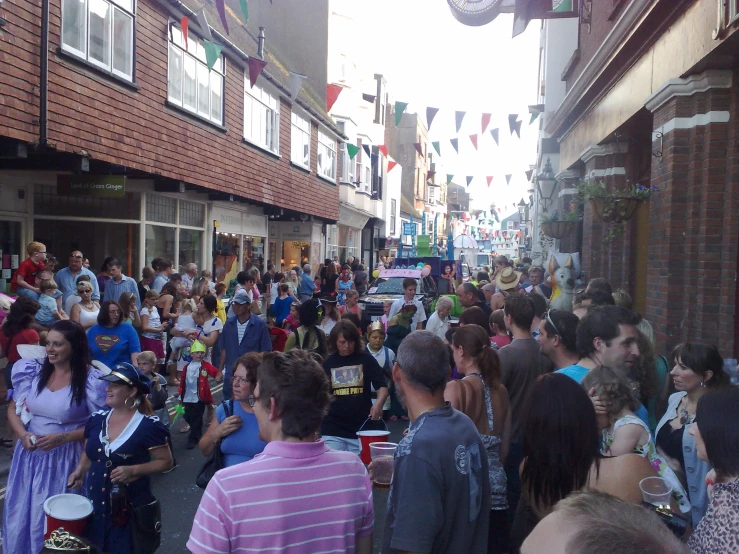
left=3, top=320, right=108, bottom=554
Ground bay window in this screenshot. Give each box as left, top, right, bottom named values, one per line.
left=244, top=84, right=279, bottom=153
left=318, top=130, right=337, bottom=181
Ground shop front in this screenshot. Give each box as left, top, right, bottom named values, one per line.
left=269, top=221, right=324, bottom=274
left=211, top=203, right=268, bottom=285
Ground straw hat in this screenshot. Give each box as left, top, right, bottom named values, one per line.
left=495, top=267, right=521, bottom=291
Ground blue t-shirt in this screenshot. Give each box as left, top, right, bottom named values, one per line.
left=272, top=296, right=293, bottom=325
left=216, top=400, right=267, bottom=467
left=87, top=323, right=141, bottom=368
left=36, top=293, right=58, bottom=324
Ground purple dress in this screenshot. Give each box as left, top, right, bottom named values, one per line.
left=2, top=358, right=108, bottom=554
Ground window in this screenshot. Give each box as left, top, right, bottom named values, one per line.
left=146, top=194, right=176, bottom=224
left=390, top=199, right=397, bottom=235
left=428, top=184, right=436, bottom=204
left=61, top=0, right=134, bottom=80
left=340, top=143, right=356, bottom=184
left=168, top=26, right=224, bottom=125
left=244, top=83, right=279, bottom=153
left=291, top=112, right=311, bottom=168
left=318, top=130, right=336, bottom=181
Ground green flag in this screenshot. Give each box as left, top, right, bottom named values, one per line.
left=432, top=141, right=440, bottom=156
left=347, top=144, right=360, bottom=160
left=446, top=174, right=454, bottom=185
left=204, top=40, right=223, bottom=71
left=238, top=0, right=249, bottom=23
left=394, top=101, right=408, bottom=126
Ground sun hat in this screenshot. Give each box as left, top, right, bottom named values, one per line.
left=494, top=267, right=522, bottom=291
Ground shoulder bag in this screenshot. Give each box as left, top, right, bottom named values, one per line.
left=196, top=400, right=232, bottom=489
left=130, top=494, right=162, bottom=553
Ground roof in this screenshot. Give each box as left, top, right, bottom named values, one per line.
left=400, top=195, right=422, bottom=218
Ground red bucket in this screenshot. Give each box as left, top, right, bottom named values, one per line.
left=43, top=493, right=93, bottom=540
left=356, top=418, right=390, bottom=465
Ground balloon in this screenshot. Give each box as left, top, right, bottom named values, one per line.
left=372, top=269, right=380, bottom=279
left=416, top=262, right=424, bottom=269
left=424, top=264, right=432, bottom=271
left=421, top=267, right=431, bottom=277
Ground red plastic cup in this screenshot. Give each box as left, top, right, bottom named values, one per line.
left=357, top=429, right=391, bottom=465
left=43, top=493, right=93, bottom=540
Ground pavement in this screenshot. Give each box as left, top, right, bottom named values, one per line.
left=0, top=384, right=407, bottom=553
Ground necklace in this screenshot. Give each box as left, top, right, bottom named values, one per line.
left=679, top=407, right=696, bottom=425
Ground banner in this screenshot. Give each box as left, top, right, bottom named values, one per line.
left=326, top=83, right=343, bottom=112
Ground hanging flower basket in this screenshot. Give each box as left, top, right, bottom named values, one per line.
left=589, top=197, right=641, bottom=223
left=541, top=221, right=576, bottom=239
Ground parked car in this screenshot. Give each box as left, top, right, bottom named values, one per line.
left=358, top=269, right=438, bottom=328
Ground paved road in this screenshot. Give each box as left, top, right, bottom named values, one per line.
left=0, top=382, right=406, bottom=553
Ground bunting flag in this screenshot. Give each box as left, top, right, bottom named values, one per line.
left=195, top=7, right=212, bottom=41
left=215, top=0, right=229, bottom=34
left=525, top=169, right=533, bottom=181
left=180, top=16, right=189, bottom=50
left=394, top=101, right=409, bottom=126
left=427, top=107, right=439, bottom=130
left=378, top=145, right=388, bottom=157
left=387, top=158, right=398, bottom=172
left=513, top=0, right=554, bottom=37
left=503, top=231, right=508, bottom=239
left=289, top=72, right=307, bottom=101
left=469, top=134, right=478, bottom=151
left=486, top=176, right=494, bottom=187
left=481, top=113, right=492, bottom=134
left=247, top=57, right=267, bottom=88
left=508, top=114, right=519, bottom=135
left=447, top=174, right=454, bottom=185
left=455, top=111, right=466, bottom=133
left=362, top=93, right=376, bottom=103
left=362, top=144, right=371, bottom=157
left=432, top=141, right=440, bottom=156
left=490, top=128, right=499, bottom=145
left=204, top=40, right=223, bottom=72
left=505, top=174, right=512, bottom=184
left=346, top=144, right=360, bottom=160
left=450, top=138, right=459, bottom=153
left=326, top=83, right=343, bottom=111
left=529, top=104, right=544, bottom=124
left=238, top=0, right=249, bottom=23
left=466, top=176, right=473, bottom=187
left=414, top=143, right=424, bottom=157
left=427, top=170, right=435, bottom=181
left=512, top=119, right=522, bottom=138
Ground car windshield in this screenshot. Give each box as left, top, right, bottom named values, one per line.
left=370, top=277, right=419, bottom=295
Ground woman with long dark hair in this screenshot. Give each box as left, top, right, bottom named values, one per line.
left=87, top=301, right=141, bottom=368
left=510, top=373, right=663, bottom=550
left=284, top=299, right=328, bottom=359
left=3, top=320, right=109, bottom=554
left=0, top=296, right=40, bottom=393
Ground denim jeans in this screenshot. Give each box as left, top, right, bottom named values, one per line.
left=16, top=288, right=39, bottom=301
left=322, top=436, right=361, bottom=455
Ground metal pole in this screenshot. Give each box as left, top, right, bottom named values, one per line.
left=39, top=0, right=49, bottom=147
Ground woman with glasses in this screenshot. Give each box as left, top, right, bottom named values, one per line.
left=69, top=279, right=101, bottom=330
left=199, top=353, right=267, bottom=467
left=86, top=301, right=141, bottom=368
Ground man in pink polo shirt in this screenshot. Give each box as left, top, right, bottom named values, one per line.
left=188, top=349, right=374, bottom=554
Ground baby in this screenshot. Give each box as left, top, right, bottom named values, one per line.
left=36, top=279, right=68, bottom=328
left=169, top=299, right=197, bottom=366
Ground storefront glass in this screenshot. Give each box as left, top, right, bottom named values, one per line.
left=214, top=233, right=240, bottom=285
left=145, top=225, right=175, bottom=268
left=0, top=221, right=22, bottom=294
left=179, top=229, right=203, bottom=269
left=244, top=236, right=264, bottom=273
left=35, top=184, right=141, bottom=219
left=281, top=241, right=310, bottom=271
left=338, top=225, right=359, bottom=264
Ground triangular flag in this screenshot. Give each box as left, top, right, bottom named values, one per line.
left=450, top=138, right=459, bottom=153
left=289, top=72, right=307, bottom=101
left=529, top=104, right=544, bottom=124
left=466, top=176, right=473, bottom=187
left=446, top=174, right=454, bottom=185
left=508, top=114, right=518, bottom=134
left=215, top=0, right=229, bottom=34
left=195, top=7, right=212, bottom=41
left=513, top=0, right=553, bottom=37
left=387, top=157, right=397, bottom=172
left=347, top=144, right=360, bottom=160
left=238, top=0, right=249, bottom=24
left=394, top=101, right=409, bottom=126
left=427, top=170, right=435, bottom=181
left=378, top=145, right=388, bottom=157
left=326, top=83, right=343, bottom=111
left=180, top=17, right=189, bottom=50
left=426, top=107, right=439, bottom=131
left=525, top=169, right=533, bottom=181
left=455, top=111, right=466, bottom=133
left=432, top=141, right=440, bottom=156
left=469, top=134, right=478, bottom=150
left=486, top=176, right=493, bottom=187
left=204, top=40, right=223, bottom=72
left=247, top=57, right=267, bottom=87
left=481, top=113, right=492, bottom=134
left=512, top=120, right=522, bottom=138
left=362, top=93, right=376, bottom=103
left=414, top=143, right=423, bottom=157
left=362, top=144, right=371, bottom=157
left=490, top=128, right=499, bottom=145
left=505, top=174, right=512, bottom=184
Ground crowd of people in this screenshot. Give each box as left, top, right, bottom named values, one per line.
left=0, top=244, right=737, bottom=553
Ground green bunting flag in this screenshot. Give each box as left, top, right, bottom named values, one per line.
left=432, top=141, right=440, bottom=156
left=347, top=144, right=360, bottom=160
left=204, top=40, right=223, bottom=71
left=529, top=104, right=544, bottom=124
left=447, top=174, right=454, bottom=185
left=395, top=101, right=409, bottom=126
left=239, top=0, right=249, bottom=23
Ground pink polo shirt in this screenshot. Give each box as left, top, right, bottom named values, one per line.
left=187, top=440, right=374, bottom=553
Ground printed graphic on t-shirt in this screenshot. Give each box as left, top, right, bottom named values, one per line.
left=95, top=334, right=120, bottom=353
left=331, top=364, right=364, bottom=396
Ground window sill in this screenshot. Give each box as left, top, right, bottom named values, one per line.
left=339, top=180, right=357, bottom=188
left=356, top=190, right=371, bottom=197
left=57, top=47, right=140, bottom=91
left=242, top=138, right=281, bottom=160
left=318, top=173, right=337, bottom=185
left=290, top=161, right=311, bottom=174
left=165, top=101, right=228, bottom=133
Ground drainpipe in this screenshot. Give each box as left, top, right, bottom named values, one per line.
left=39, top=0, right=50, bottom=147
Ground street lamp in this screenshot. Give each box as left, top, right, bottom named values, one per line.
left=536, top=157, right=557, bottom=211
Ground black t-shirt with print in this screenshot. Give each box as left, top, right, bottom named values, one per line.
left=320, top=350, right=387, bottom=439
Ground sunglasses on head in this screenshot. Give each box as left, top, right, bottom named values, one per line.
left=544, top=310, right=561, bottom=337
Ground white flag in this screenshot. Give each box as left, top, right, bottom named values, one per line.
left=195, top=7, right=213, bottom=41
left=289, top=72, right=307, bottom=101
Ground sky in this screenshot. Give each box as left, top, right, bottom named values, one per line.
left=355, top=0, right=541, bottom=220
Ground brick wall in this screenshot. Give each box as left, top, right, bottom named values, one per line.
left=0, top=0, right=340, bottom=221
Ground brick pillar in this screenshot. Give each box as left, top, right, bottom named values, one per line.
left=555, top=170, right=581, bottom=255
left=645, top=70, right=735, bottom=356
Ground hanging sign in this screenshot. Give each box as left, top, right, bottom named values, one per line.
left=57, top=175, right=126, bottom=197
left=402, top=222, right=417, bottom=236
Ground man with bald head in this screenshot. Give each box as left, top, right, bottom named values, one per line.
left=181, top=262, right=198, bottom=295
left=55, top=250, right=100, bottom=303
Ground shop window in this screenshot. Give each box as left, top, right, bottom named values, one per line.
left=390, top=199, right=396, bottom=235
left=179, top=199, right=205, bottom=228
left=168, top=26, right=224, bottom=125
left=145, top=225, right=175, bottom=267
left=244, top=84, right=279, bottom=153
left=214, top=233, right=240, bottom=285
left=34, top=184, right=141, bottom=219
left=0, top=221, right=22, bottom=294
left=291, top=111, right=311, bottom=168
left=318, top=130, right=336, bottom=181
left=61, top=0, right=134, bottom=81
left=179, top=229, right=202, bottom=268
left=146, top=194, right=176, bottom=224
left=244, top=236, right=264, bottom=273
left=339, top=141, right=355, bottom=184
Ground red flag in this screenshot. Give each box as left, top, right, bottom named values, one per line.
left=378, top=145, right=388, bottom=157
left=469, top=134, right=478, bottom=150
left=503, top=231, right=508, bottom=239
left=387, top=159, right=397, bottom=172
left=180, top=16, right=189, bottom=50
left=215, top=0, right=229, bottom=34
left=247, top=58, right=267, bottom=88
left=414, top=143, right=423, bottom=157
left=426, top=107, right=439, bottom=130
left=326, top=83, right=343, bottom=111
left=497, top=208, right=501, bottom=212
left=427, top=170, right=435, bottom=181
left=486, top=176, right=493, bottom=187
left=481, top=113, right=492, bottom=134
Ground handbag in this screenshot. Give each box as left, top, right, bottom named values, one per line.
left=196, top=400, right=232, bottom=489
left=130, top=495, right=162, bottom=553
left=640, top=502, right=689, bottom=539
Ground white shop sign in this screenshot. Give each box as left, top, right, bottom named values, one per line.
left=270, top=222, right=312, bottom=241
left=213, top=206, right=267, bottom=236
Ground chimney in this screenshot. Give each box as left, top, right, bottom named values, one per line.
left=257, top=27, right=265, bottom=59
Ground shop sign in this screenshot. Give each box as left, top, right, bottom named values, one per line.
left=213, top=207, right=242, bottom=234
left=402, top=222, right=416, bottom=236
left=57, top=175, right=126, bottom=197
left=281, top=223, right=312, bottom=240
left=243, top=214, right=267, bottom=236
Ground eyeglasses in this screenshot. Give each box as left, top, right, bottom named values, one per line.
left=78, top=289, right=92, bottom=293
left=70, top=254, right=83, bottom=259
left=247, top=394, right=259, bottom=407
left=544, top=310, right=561, bottom=337
left=231, top=376, right=249, bottom=386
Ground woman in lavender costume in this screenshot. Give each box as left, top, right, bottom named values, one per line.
left=2, top=320, right=108, bottom=554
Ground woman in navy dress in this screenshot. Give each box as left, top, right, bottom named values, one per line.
left=67, top=363, right=173, bottom=553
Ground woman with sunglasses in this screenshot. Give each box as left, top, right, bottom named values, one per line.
left=70, top=279, right=101, bottom=330
left=198, top=353, right=267, bottom=467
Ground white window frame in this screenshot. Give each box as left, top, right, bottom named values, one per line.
left=291, top=110, right=311, bottom=169
left=61, top=0, right=135, bottom=81
left=167, top=26, right=225, bottom=125
left=427, top=185, right=436, bottom=204
left=244, top=82, right=280, bottom=154
left=390, top=199, right=397, bottom=235
left=340, top=141, right=356, bottom=184
left=731, top=0, right=739, bottom=22
left=318, top=129, right=337, bottom=182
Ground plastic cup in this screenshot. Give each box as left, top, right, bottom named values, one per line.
left=639, top=476, right=672, bottom=508
left=369, top=442, right=397, bottom=487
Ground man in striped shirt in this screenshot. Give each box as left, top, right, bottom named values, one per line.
left=188, top=349, right=374, bottom=554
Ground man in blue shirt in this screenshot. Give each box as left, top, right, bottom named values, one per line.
left=102, top=260, right=141, bottom=310
left=299, top=263, right=315, bottom=302
left=151, top=259, right=172, bottom=292
left=218, top=288, right=271, bottom=400
left=55, top=250, right=100, bottom=303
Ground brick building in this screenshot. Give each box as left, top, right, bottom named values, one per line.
left=0, top=0, right=344, bottom=284
left=539, top=0, right=739, bottom=357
